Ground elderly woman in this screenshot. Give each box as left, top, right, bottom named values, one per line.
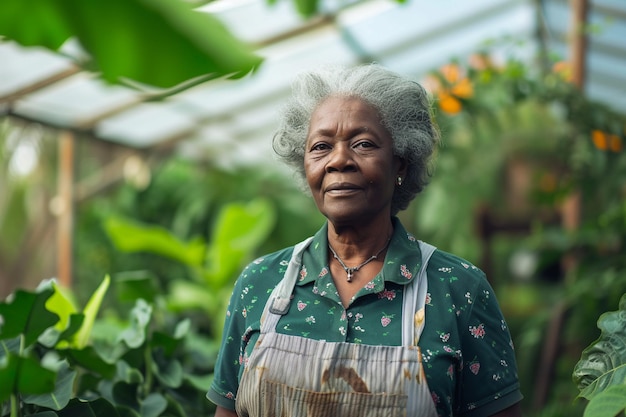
left=208, top=65, right=523, bottom=417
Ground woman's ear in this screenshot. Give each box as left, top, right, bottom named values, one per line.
left=396, top=156, right=408, bottom=179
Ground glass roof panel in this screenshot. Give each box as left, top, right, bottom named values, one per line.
left=12, top=73, right=139, bottom=129
left=2, top=0, right=624, bottom=164
left=0, top=42, right=76, bottom=99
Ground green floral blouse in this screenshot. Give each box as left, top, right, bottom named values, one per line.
left=208, top=218, right=522, bottom=417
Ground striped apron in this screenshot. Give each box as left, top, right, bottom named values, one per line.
left=236, top=237, right=438, bottom=417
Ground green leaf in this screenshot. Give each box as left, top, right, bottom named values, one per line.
left=117, top=406, right=141, bottom=417
left=163, top=392, right=188, bottom=417
left=204, top=198, right=276, bottom=289
left=583, top=384, right=626, bottom=417
left=117, top=362, right=144, bottom=385
left=45, top=281, right=78, bottom=333
left=152, top=329, right=185, bottom=357
left=22, top=360, right=76, bottom=410
left=105, top=217, right=206, bottom=267
left=118, top=299, right=152, bottom=349
left=57, top=314, right=85, bottom=345
left=573, top=293, right=626, bottom=400
left=0, top=353, right=57, bottom=402
left=114, top=271, right=160, bottom=303
left=0, top=288, right=59, bottom=347
left=0, top=336, right=20, bottom=359
left=55, top=397, right=121, bottom=417
left=0, top=0, right=72, bottom=48
left=73, top=275, right=110, bottom=349
left=293, top=0, right=319, bottom=17
left=173, top=318, right=190, bottom=340
left=112, top=380, right=140, bottom=410
left=0, top=0, right=262, bottom=88
left=88, top=398, right=121, bottom=417
left=140, top=393, right=167, bottom=417
left=65, top=346, right=116, bottom=379
left=62, top=0, right=262, bottom=87
left=167, top=280, right=214, bottom=312
left=56, top=398, right=97, bottom=417
left=39, top=314, right=85, bottom=348
left=185, top=372, right=213, bottom=391
left=29, top=412, right=59, bottom=417
left=152, top=352, right=183, bottom=388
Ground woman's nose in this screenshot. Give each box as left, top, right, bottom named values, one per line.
left=325, top=145, right=357, bottom=172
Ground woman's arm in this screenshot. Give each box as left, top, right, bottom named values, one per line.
left=214, top=406, right=238, bottom=417
left=490, top=402, right=522, bottom=417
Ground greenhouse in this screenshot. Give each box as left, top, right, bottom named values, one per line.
left=1, top=0, right=625, bottom=416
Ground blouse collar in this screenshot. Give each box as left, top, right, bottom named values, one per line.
left=297, top=217, right=423, bottom=288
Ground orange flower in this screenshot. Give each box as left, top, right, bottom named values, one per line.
left=427, top=63, right=474, bottom=115
left=553, top=61, right=573, bottom=82
left=468, top=53, right=493, bottom=71
left=592, top=130, right=608, bottom=150
left=451, top=77, right=473, bottom=99
left=609, top=134, right=623, bottom=152
left=592, top=129, right=623, bottom=152
left=438, top=93, right=462, bottom=115
left=441, top=64, right=462, bottom=84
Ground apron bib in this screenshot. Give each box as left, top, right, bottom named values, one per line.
left=236, top=237, right=438, bottom=417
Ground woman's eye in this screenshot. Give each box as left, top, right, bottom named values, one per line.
left=354, top=141, right=375, bottom=149
left=311, top=142, right=330, bottom=151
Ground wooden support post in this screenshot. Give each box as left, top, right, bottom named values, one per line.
left=570, top=0, right=589, bottom=89
left=533, top=0, right=588, bottom=411
left=560, top=0, right=588, bottom=261
left=56, top=131, right=75, bottom=289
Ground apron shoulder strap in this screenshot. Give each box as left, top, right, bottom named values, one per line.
left=401, top=240, right=437, bottom=346
left=268, top=236, right=314, bottom=314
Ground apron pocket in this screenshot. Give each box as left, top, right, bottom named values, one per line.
left=260, top=379, right=408, bottom=417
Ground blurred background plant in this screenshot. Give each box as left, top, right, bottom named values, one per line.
left=409, top=44, right=626, bottom=416
left=2, top=0, right=626, bottom=416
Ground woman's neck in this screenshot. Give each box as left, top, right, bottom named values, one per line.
left=327, top=217, right=394, bottom=262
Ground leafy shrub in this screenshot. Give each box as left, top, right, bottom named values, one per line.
left=573, top=293, right=626, bottom=417
left=0, top=277, right=216, bottom=417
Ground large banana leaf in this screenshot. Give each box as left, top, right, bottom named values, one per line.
left=0, top=0, right=262, bottom=88
left=203, top=198, right=276, bottom=289
left=104, top=217, right=207, bottom=267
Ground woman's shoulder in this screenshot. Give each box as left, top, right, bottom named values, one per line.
left=426, top=247, right=489, bottom=292
left=236, top=245, right=297, bottom=285
left=243, top=245, right=295, bottom=270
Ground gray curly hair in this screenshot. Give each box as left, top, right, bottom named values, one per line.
left=272, top=64, right=440, bottom=215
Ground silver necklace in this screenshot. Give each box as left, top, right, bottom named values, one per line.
left=328, top=238, right=391, bottom=282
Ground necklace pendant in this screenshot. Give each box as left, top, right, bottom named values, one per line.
left=347, top=269, right=353, bottom=282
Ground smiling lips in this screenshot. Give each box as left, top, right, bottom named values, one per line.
left=325, top=182, right=363, bottom=195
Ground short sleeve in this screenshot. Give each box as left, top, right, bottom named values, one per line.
left=457, top=273, right=522, bottom=416
left=206, top=272, right=246, bottom=410
left=206, top=249, right=293, bottom=410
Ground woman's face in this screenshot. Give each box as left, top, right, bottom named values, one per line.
left=304, top=96, right=405, bottom=226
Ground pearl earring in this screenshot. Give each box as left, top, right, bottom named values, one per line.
left=397, top=176, right=403, bottom=186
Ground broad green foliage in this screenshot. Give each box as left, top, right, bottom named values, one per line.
left=0, top=353, right=57, bottom=403
left=0, top=0, right=261, bottom=88
left=203, top=198, right=276, bottom=289
left=105, top=218, right=207, bottom=267
left=105, top=198, right=276, bottom=338
left=73, top=276, right=109, bottom=349
left=0, top=288, right=58, bottom=348
left=0, top=277, right=216, bottom=417
left=582, top=385, right=626, bottom=417
left=21, top=362, right=76, bottom=410
left=573, top=293, right=626, bottom=417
